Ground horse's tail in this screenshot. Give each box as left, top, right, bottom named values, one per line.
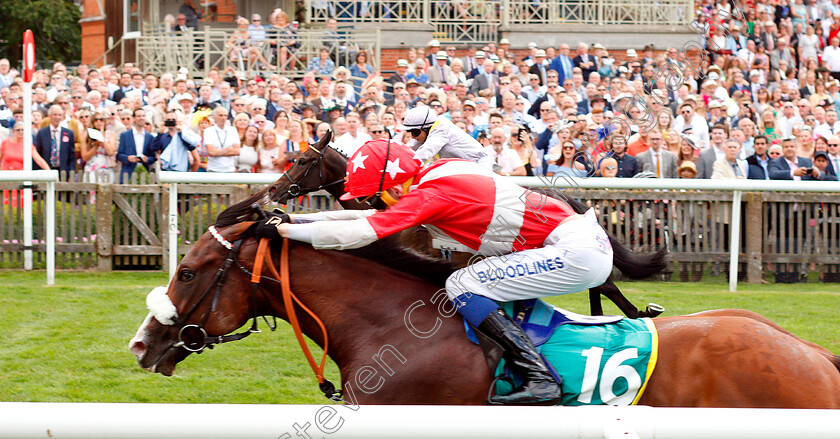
left=830, top=354, right=840, bottom=375
left=564, top=196, right=668, bottom=280
left=608, top=232, right=669, bottom=279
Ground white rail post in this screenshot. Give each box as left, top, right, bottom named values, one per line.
left=22, top=30, right=35, bottom=270
left=45, top=180, right=55, bottom=285
left=728, top=190, right=742, bottom=292
left=168, top=183, right=178, bottom=280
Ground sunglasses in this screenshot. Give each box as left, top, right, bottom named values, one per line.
left=370, top=130, right=384, bottom=134
left=93, top=118, right=104, bottom=121
left=769, top=151, right=781, bottom=155
left=604, top=166, right=617, bottom=170
left=408, top=129, right=423, bottom=137
left=563, top=146, right=575, bottom=150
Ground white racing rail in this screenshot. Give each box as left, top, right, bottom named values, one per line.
left=510, top=176, right=840, bottom=292
left=0, top=170, right=59, bottom=285
left=159, top=171, right=284, bottom=278
left=0, top=402, right=836, bottom=439
left=160, top=172, right=840, bottom=292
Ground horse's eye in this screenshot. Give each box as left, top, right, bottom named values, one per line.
left=179, top=270, right=195, bottom=282
left=297, top=158, right=307, bottom=165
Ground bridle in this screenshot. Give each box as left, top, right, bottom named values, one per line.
left=170, top=224, right=343, bottom=402
left=274, top=143, right=345, bottom=201
left=171, top=226, right=262, bottom=353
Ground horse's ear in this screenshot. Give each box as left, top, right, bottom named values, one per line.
left=316, top=129, right=333, bottom=150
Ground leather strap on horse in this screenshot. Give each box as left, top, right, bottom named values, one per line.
left=251, top=237, right=342, bottom=401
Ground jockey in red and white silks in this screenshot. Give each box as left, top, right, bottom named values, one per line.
left=257, top=139, right=613, bottom=406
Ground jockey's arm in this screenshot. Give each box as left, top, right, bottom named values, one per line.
left=413, top=126, right=448, bottom=162
left=275, top=190, right=437, bottom=250
left=289, top=209, right=377, bottom=224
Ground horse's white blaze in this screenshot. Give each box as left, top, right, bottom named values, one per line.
left=147, top=286, right=178, bottom=325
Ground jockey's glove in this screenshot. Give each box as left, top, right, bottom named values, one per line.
left=256, top=215, right=290, bottom=240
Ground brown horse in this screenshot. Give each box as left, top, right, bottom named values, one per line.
left=130, top=220, right=840, bottom=408
left=247, top=133, right=666, bottom=319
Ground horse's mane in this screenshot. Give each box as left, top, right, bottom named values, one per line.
left=345, top=234, right=455, bottom=286
left=215, top=197, right=456, bottom=286
left=215, top=186, right=272, bottom=228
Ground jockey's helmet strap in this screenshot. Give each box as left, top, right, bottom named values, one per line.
left=374, top=138, right=392, bottom=197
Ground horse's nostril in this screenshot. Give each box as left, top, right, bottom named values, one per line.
left=129, top=340, right=147, bottom=359
left=268, top=186, right=277, bottom=193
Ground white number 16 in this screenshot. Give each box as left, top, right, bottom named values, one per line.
left=577, top=347, right=641, bottom=405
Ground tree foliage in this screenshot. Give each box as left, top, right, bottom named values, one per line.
left=0, top=0, right=81, bottom=65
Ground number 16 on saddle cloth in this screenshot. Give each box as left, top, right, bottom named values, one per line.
left=492, top=301, right=658, bottom=406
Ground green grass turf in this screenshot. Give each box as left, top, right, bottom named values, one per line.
left=0, top=271, right=838, bottom=403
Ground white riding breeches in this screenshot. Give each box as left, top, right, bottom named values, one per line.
left=445, top=209, right=613, bottom=302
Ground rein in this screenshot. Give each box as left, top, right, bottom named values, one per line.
left=180, top=225, right=342, bottom=402
left=251, top=237, right=342, bottom=401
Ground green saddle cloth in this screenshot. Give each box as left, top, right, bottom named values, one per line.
left=494, top=301, right=658, bottom=406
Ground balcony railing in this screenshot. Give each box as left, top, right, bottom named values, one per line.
left=135, top=23, right=380, bottom=79
left=305, top=0, right=693, bottom=43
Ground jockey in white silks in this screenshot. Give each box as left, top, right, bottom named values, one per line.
left=402, top=106, right=494, bottom=169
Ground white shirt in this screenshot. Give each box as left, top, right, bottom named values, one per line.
left=332, top=131, right=372, bottom=157
left=674, top=114, right=710, bottom=149
left=785, top=158, right=802, bottom=181
left=484, top=145, right=522, bottom=173
left=203, top=125, right=240, bottom=172
left=814, top=123, right=835, bottom=140
left=824, top=46, right=840, bottom=72
left=775, top=115, right=803, bottom=138
left=132, top=127, right=147, bottom=157
left=651, top=149, right=662, bottom=177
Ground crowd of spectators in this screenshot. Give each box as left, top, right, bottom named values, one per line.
left=3, top=0, right=840, bottom=189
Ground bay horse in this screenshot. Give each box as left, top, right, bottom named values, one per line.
left=129, top=219, right=840, bottom=408
left=241, top=132, right=666, bottom=318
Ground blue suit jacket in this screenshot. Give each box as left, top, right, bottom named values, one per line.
left=768, top=156, right=837, bottom=181
left=33, top=126, right=75, bottom=171
left=549, top=55, right=573, bottom=85
left=117, top=129, right=155, bottom=173
left=746, top=154, right=769, bottom=180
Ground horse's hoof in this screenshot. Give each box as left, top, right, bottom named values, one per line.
left=642, top=303, right=664, bottom=318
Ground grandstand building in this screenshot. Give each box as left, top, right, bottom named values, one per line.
left=80, top=0, right=695, bottom=72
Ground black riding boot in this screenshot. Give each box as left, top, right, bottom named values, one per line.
left=477, top=308, right=563, bottom=406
